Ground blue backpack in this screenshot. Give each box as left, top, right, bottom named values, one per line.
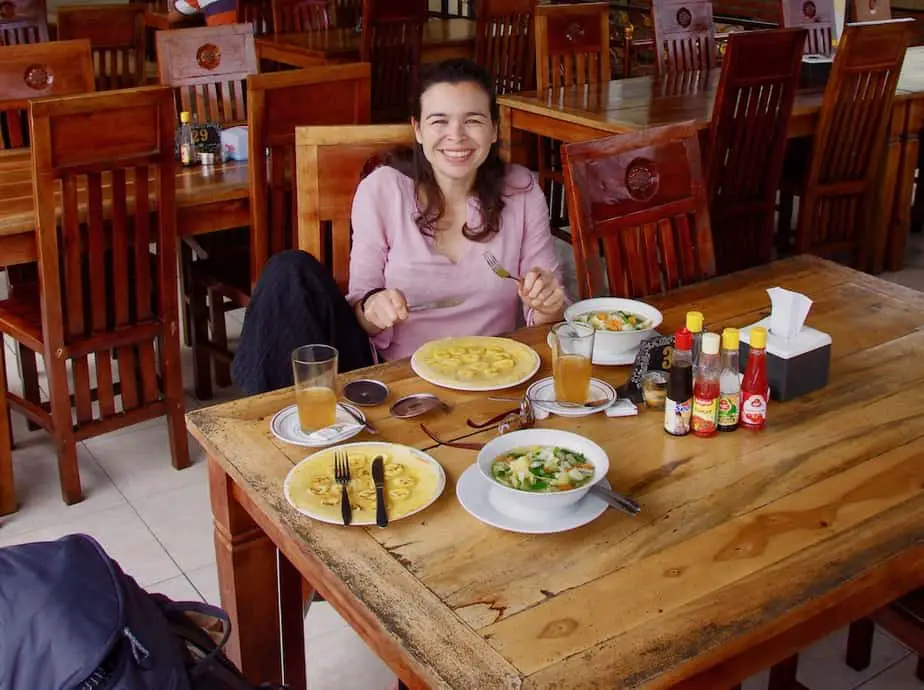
left=0, top=534, right=286, bottom=690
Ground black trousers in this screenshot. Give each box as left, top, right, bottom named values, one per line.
left=231, top=250, right=375, bottom=395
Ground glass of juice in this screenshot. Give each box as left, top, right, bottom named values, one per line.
left=550, top=322, right=594, bottom=404
left=292, top=344, right=338, bottom=433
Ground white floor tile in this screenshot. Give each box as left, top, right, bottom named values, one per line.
left=305, top=624, right=395, bottom=690
left=304, top=601, right=350, bottom=641
left=857, top=655, right=924, bottom=689
left=149, top=573, right=204, bottom=603
left=186, top=562, right=220, bottom=606
left=791, top=627, right=910, bottom=690
left=131, top=479, right=214, bottom=572
left=0, top=502, right=181, bottom=587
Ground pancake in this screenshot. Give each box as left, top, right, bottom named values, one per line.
left=412, top=336, right=539, bottom=390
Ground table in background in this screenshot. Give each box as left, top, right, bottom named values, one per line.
left=187, top=255, right=924, bottom=689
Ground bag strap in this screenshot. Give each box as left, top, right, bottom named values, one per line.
left=163, top=601, right=233, bottom=679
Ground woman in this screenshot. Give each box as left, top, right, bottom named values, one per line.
left=232, top=58, right=566, bottom=394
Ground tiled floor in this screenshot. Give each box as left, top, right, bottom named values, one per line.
left=1, top=236, right=923, bottom=689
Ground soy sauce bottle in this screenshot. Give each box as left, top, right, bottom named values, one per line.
left=664, top=328, right=693, bottom=436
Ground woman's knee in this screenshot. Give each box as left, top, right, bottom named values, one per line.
left=261, top=249, right=325, bottom=277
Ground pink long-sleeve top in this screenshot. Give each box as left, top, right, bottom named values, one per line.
left=347, top=164, right=561, bottom=362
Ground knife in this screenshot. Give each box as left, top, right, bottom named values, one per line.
left=371, top=455, right=388, bottom=528
left=408, top=297, right=465, bottom=313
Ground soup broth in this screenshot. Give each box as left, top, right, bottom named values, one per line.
left=492, top=446, right=595, bottom=493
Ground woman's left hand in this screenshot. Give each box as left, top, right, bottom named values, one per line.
left=518, top=267, right=565, bottom=321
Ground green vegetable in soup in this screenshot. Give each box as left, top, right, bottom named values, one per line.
left=575, top=309, right=650, bottom=332
left=491, top=446, right=595, bottom=493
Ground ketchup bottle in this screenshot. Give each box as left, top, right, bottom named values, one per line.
left=691, top=332, right=720, bottom=437
left=740, top=326, right=769, bottom=430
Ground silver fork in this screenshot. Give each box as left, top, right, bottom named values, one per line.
left=333, top=451, right=352, bottom=526
left=483, top=251, right=521, bottom=282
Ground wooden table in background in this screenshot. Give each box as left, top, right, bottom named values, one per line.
left=187, top=256, right=924, bottom=689
left=254, top=18, right=476, bottom=68
left=0, top=150, right=250, bottom=267
left=497, top=46, right=924, bottom=275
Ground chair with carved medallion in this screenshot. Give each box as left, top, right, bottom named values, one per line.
left=0, top=86, right=189, bottom=515
left=474, top=0, right=536, bottom=96
left=651, top=0, right=716, bottom=75
left=272, top=0, right=332, bottom=33
left=534, top=1, right=611, bottom=243
left=561, top=122, right=716, bottom=300
left=0, top=0, right=49, bottom=45
left=58, top=4, right=148, bottom=91
left=704, top=28, right=805, bottom=275
left=780, top=0, right=836, bottom=56
left=360, top=0, right=427, bottom=123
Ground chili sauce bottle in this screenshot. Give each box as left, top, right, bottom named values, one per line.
left=691, top=332, right=720, bottom=437
left=740, top=326, right=769, bottom=430
left=664, top=328, right=693, bottom=436
left=717, top=328, right=741, bottom=432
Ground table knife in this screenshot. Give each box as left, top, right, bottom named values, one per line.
left=371, top=455, right=388, bottom=528
left=408, top=297, right=465, bottom=313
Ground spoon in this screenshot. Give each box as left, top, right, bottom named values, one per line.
left=338, top=403, right=377, bottom=435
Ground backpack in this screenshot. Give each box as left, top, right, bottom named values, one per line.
left=0, top=533, right=287, bottom=690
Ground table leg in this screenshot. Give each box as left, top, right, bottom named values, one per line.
left=208, top=457, right=283, bottom=686
left=278, top=551, right=307, bottom=690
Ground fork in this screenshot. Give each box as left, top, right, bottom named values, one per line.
left=483, top=251, right=521, bottom=282
left=333, top=451, right=352, bottom=525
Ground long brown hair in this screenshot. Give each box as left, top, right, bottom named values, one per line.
left=383, top=58, right=509, bottom=243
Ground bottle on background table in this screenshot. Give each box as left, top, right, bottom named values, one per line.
left=178, top=111, right=196, bottom=167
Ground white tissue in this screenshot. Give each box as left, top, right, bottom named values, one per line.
left=766, top=287, right=813, bottom=340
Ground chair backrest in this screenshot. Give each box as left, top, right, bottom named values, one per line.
left=796, top=19, right=911, bottom=265
left=29, top=86, right=180, bottom=420
left=57, top=4, right=147, bottom=91
left=651, top=0, right=716, bottom=74
left=0, top=40, right=95, bottom=149
left=705, top=28, right=805, bottom=274
left=561, top=122, right=716, bottom=299
left=295, top=123, right=414, bottom=291
left=360, top=0, right=427, bottom=123
left=247, top=63, right=371, bottom=286
left=534, top=1, right=610, bottom=92
left=0, top=0, right=49, bottom=44
left=474, top=0, right=536, bottom=95
left=780, top=0, right=836, bottom=56
left=852, top=0, right=891, bottom=22
left=332, top=0, right=361, bottom=27
left=272, top=0, right=331, bottom=32
left=156, top=23, right=258, bottom=125
left=238, top=0, right=274, bottom=34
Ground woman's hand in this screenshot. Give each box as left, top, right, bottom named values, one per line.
left=518, top=268, right=565, bottom=324
left=357, top=289, right=409, bottom=334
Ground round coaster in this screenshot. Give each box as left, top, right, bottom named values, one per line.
left=343, top=379, right=390, bottom=406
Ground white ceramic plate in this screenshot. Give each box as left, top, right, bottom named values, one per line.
left=270, top=403, right=367, bottom=448
left=410, top=336, right=541, bottom=392
left=526, top=377, right=617, bottom=417
left=545, top=331, right=640, bottom=366
left=284, top=442, right=446, bottom=526
left=456, top=465, right=609, bottom=534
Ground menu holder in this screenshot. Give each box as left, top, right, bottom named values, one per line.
left=190, top=122, right=222, bottom=155
left=617, top=334, right=675, bottom=403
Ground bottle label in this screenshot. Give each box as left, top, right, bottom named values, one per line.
left=691, top=395, right=718, bottom=434
left=664, top=398, right=692, bottom=435
left=717, top=392, right=740, bottom=428
left=181, top=143, right=193, bottom=165
left=740, top=392, right=767, bottom=427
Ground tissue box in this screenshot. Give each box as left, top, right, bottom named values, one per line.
left=738, top=317, right=832, bottom=402
left=221, top=126, right=248, bottom=161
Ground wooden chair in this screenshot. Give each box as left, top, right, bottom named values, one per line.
left=651, top=0, right=716, bottom=75
left=534, top=1, right=611, bottom=242
left=780, top=0, right=836, bottom=56
left=332, top=0, right=361, bottom=27
left=57, top=4, right=147, bottom=91
left=272, top=0, right=332, bottom=33
left=561, top=122, right=716, bottom=299
left=296, top=124, right=414, bottom=292
left=0, top=86, right=189, bottom=514
left=188, top=63, right=372, bottom=399
left=156, top=23, right=259, bottom=125
left=360, top=0, right=427, bottom=123
left=239, top=0, right=274, bottom=34
left=0, top=0, right=49, bottom=45
left=474, top=0, right=536, bottom=96
left=846, top=589, right=924, bottom=683
left=852, top=0, right=891, bottom=21
left=790, top=19, right=911, bottom=269
left=704, top=28, right=805, bottom=275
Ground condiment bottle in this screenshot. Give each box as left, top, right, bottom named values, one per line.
left=686, top=311, right=704, bottom=368
left=664, top=328, right=693, bottom=437
left=717, top=328, right=741, bottom=432
left=691, top=332, right=720, bottom=437
left=178, top=111, right=196, bottom=167
left=740, top=326, right=769, bottom=430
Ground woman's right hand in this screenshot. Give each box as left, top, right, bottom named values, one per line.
left=360, top=289, right=409, bottom=333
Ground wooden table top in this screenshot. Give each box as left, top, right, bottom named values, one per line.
left=187, top=256, right=924, bottom=689
left=255, top=17, right=475, bottom=61
left=0, top=149, right=250, bottom=238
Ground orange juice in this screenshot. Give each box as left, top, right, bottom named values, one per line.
left=295, top=386, right=337, bottom=432
left=553, top=354, right=592, bottom=404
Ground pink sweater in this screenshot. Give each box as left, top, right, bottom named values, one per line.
left=347, top=164, right=560, bottom=361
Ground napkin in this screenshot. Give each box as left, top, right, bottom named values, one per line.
left=766, top=287, right=813, bottom=340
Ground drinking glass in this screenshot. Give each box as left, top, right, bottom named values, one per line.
left=550, top=322, right=595, bottom=404
left=292, top=345, right=338, bottom=433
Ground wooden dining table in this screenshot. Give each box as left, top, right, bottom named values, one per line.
left=254, top=17, right=476, bottom=69
left=497, top=46, right=924, bottom=275
left=187, top=255, right=924, bottom=689
left=0, top=149, right=250, bottom=267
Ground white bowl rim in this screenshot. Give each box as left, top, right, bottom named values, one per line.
left=477, top=429, right=609, bottom=497
left=564, top=298, right=664, bottom=331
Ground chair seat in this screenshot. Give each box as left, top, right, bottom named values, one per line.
left=0, top=283, right=43, bottom=353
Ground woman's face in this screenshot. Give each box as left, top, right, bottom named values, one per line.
left=413, top=80, right=498, bottom=188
